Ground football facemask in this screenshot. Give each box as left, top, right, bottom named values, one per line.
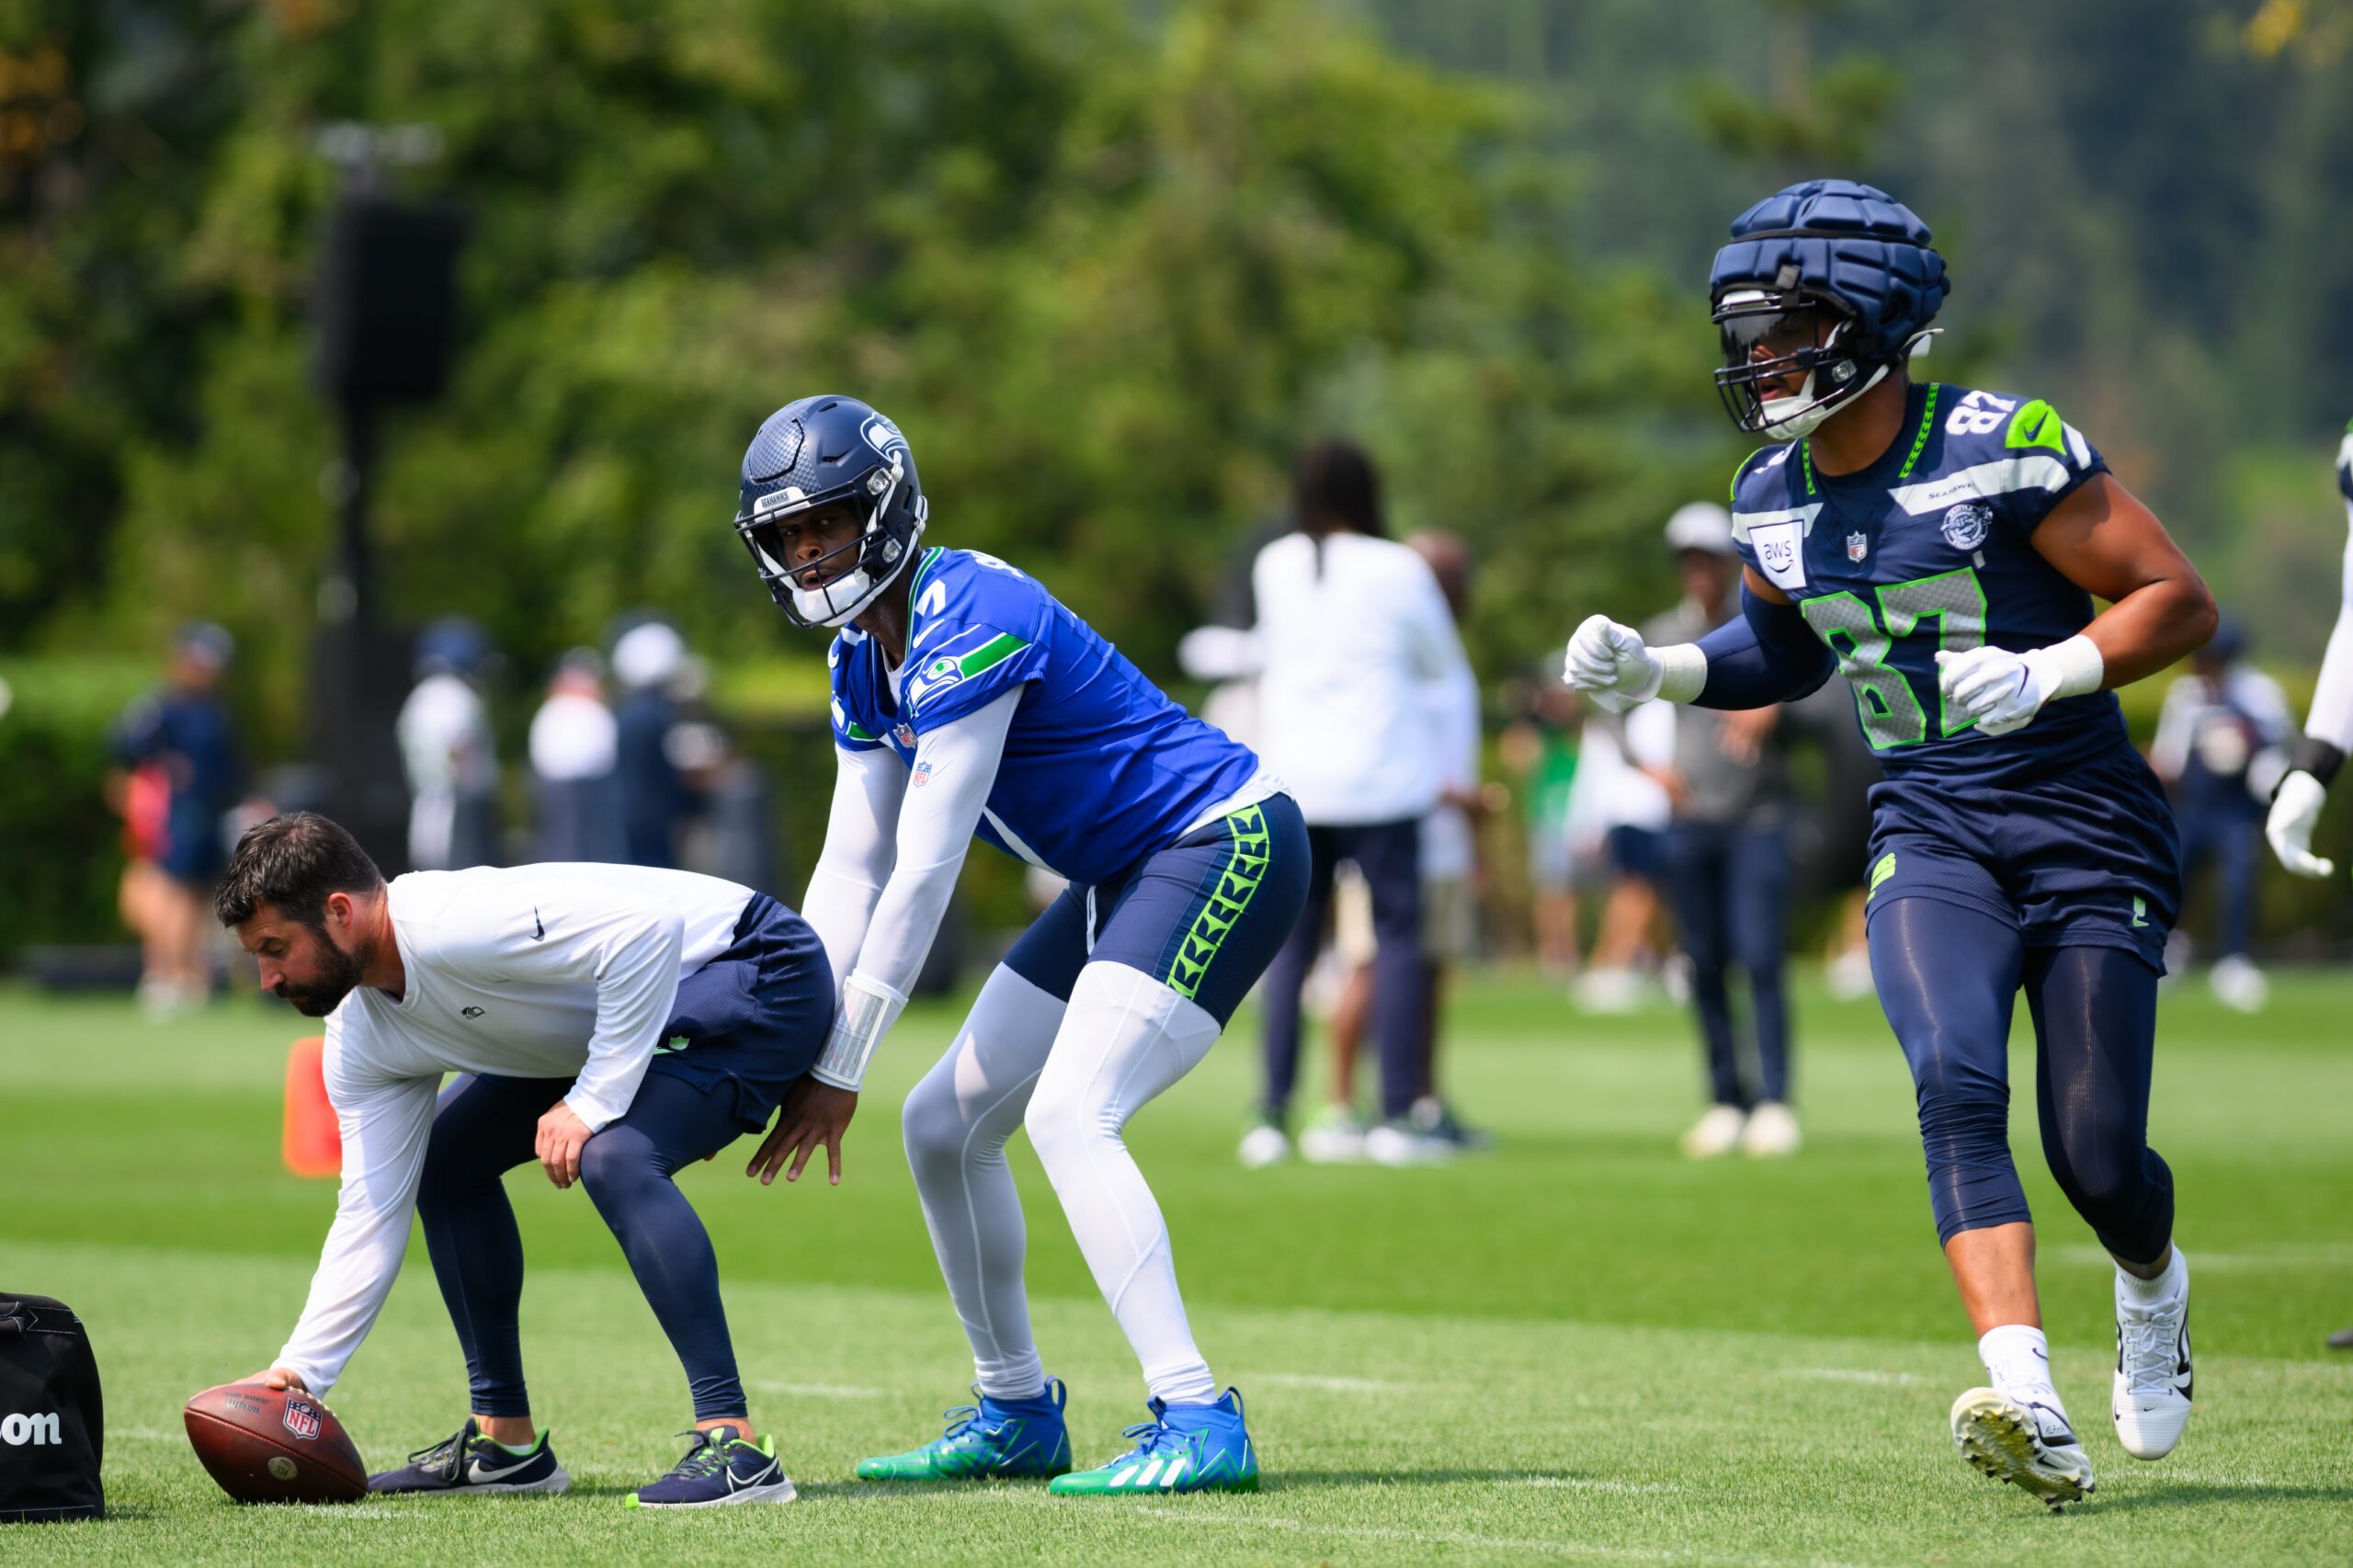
left=735, top=462, right=922, bottom=628
left=1711, top=290, right=1884, bottom=441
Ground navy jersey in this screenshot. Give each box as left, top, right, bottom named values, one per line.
left=1733, top=381, right=2121, bottom=789
left=830, top=546, right=1264, bottom=885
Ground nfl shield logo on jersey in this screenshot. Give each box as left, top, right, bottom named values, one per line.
left=1847, top=531, right=1868, bottom=562
left=1939, top=502, right=1994, bottom=551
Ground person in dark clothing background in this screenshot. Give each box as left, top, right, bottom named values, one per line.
left=109, top=621, right=245, bottom=1017
left=612, top=619, right=700, bottom=869
left=1639, top=506, right=1802, bottom=1159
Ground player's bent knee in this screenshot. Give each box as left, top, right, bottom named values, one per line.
left=901, top=1072, right=969, bottom=1166
left=577, top=1127, right=657, bottom=1201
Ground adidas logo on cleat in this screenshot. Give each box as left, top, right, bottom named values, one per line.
left=1108, top=1455, right=1190, bottom=1489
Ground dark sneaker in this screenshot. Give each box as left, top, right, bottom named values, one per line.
left=367, top=1419, right=570, bottom=1495
left=858, top=1380, right=1073, bottom=1480
left=626, top=1425, right=796, bottom=1509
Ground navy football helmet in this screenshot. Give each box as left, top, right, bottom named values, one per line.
left=733, top=394, right=928, bottom=628
left=1708, top=178, right=1949, bottom=440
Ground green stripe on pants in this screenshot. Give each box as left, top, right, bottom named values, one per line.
left=1165, top=804, right=1272, bottom=1002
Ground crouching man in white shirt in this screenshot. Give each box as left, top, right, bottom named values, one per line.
left=216, top=812, right=832, bottom=1509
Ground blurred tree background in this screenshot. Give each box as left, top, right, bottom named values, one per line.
left=3, top=0, right=2350, bottom=947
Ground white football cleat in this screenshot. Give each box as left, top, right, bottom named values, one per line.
left=1949, top=1387, right=2095, bottom=1510
left=1236, top=1119, right=1290, bottom=1170
left=1298, top=1105, right=1369, bottom=1165
left=2113, top=1252, right=2193, bottom=1460
left=1363, top=1119, right=1453, bottom=1166
left=2207, top=955, right=2268, bottom=1015
left=1739, top=1101, right=1801, bottom=1157
left=1679, top=1105, right=1745, bottom=1159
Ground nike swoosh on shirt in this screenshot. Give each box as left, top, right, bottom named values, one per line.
left=532, top=907, right=545, bottom=940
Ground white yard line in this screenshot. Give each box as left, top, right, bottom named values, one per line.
left=1127, top=1505, right=1887, bottom=1568
left=748, top=1381, right=891, bottom=1399
left=1247, top=1371, right=1431, bottom=1394
left=1518, top=1474, right=1682, bottom=1494
left=1786, top=1368, right=1924, bottom=1386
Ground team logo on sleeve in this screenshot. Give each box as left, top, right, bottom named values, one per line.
left=1939, top=502, right=1993, bottom=551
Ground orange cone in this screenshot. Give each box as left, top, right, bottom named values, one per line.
left=283, top=1036, right=341, bottom=1178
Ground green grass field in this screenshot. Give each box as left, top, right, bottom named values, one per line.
left=5, top=970, right=2349, bottom=1564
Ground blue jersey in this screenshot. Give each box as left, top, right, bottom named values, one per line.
left=829, top=546, right=1263, bottom=885
left=1733, top=381, right=2121, bottom=789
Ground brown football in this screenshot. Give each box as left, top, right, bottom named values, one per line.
left=184, top=1382, right=367, bottom=1505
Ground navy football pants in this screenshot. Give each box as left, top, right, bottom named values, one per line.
left=1870, top=897, right=2175, bottom=1264
left=416, top=1071, right=756, bottom=1422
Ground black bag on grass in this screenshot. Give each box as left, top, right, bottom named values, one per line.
left=0, top=1294, right=104, bottom=1522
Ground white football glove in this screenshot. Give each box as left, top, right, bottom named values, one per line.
left=1935, top=637, right=2103, bottom=739
left=1564, top=615, right=1662, bottom=713
left=2266, top=769, right=2334, bottom=879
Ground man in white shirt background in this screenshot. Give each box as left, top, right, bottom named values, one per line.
left=1244, top=440, right=1475, bottom=1167
left=217, top=812, right=833, bottom=1509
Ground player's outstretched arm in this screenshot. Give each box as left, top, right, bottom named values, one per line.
left=748, top=687, right=1019, bottom=1187
left=1938, top=474, right=2216, bottom=737
left=1565, top=568, right=1833, bottom=714
left=2268, top=434, right=2353, bottom=877
left=273, top=1066, right=437, bottom=1399
left=801, top=743, right=912, bottom=988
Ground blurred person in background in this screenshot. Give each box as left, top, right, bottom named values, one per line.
left=2149, top=619, right=2291, bottom=1012
left=2260, top=424, right=2353, bottom=1350
left=1501, top=671, right=1586, bottom=977
left=1300, top=529, right=1490, bottom=1162
left=529, top=650, right=622, bottom=863
left=1567, top=696, right=1676, bottom=1012
left=1785, top=676, right=1883, bottom=1000
left=397, top=617, right=501, bottom=873
left=108, top=621, right=244, bottom=1017
left=1244, top=439, right=1472, bottom=1168
left=613, top=619, right=703, bottom=870
left=1641, top=503, right=1800, bottom=1158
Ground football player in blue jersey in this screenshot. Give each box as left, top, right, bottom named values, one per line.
left=1566, top=180, right=2215, bottom=1509
left=728, top=395, right=1308, bottom=1495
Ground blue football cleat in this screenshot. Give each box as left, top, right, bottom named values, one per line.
left=625, top=1425, right=796, bottom=1509
left=1050, top=1387, right=1259, bottom=1495
left=858, top=1379, right=1073, bottom=1481
left=367, top=1418, right=570, bottom=1495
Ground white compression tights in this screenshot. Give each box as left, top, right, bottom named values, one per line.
left=900, top=960, right=1222, bottom=1406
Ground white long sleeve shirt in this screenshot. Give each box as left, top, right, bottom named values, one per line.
left=2302, top=430, right=2353, bottom=754
left=1251, top=531, right=1472, bottom=825
left=278, top=862, right=755, bottom=1393
left=1419, top=657, right=1483, bottom=880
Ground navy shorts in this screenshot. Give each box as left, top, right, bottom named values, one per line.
left=1607, top=824, right=1665, bottom=882
left=1004, top=792, right=1311, bottom=1026
left=1862, top=744, right=2181, bottom=973
left=646, top=892, right=835, bottom=1132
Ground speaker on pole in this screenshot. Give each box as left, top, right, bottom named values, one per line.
left=314, top=198, right=466, bottom=405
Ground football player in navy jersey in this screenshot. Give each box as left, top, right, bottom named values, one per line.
left=729, top=395, right=1308, bottom=1495
left=1566, top=181, right=2215, bottom=1509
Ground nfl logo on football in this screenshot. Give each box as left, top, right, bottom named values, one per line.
left=282, top=1399, right=322, bottom=1441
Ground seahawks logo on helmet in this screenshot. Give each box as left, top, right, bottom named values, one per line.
left=1940, top=502, right=1994, bottom=551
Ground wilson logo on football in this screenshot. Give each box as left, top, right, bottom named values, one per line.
left=282, top=1399, right=323, bottom=1440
